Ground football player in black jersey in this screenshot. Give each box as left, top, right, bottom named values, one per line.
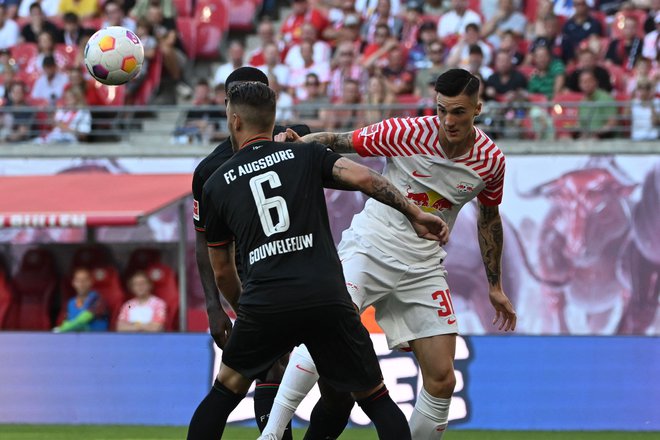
left=191, top=67, right=310, bottom=439
left=186, top=82, right=449, bottom=439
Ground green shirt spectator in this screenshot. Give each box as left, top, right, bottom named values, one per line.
left=528, top=46, right=565, bottom=99
left=131, top=0, right=174, bottom=19
left=577, top=70, right=618, bottom=139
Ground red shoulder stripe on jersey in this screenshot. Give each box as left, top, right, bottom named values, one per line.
left=402, top=120, right=418, bottom=155
left=384, top=119, right=405, bottom=156
left=352, top=129, right=372, bottom=157
left=423, top=117, right=444, bottom=156
left=419, top=118, right=434, bottom=154
left=472, top=144, right=499, bottom=173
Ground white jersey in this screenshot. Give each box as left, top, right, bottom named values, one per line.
left=347, top=116, right=505, bottom=265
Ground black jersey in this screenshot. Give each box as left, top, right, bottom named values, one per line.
left=203, top=140, right=350, bottom=312
left=192, top=125, right=311, bottom=232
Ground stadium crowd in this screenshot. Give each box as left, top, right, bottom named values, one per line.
left=0, top=0, right=659, bottom=143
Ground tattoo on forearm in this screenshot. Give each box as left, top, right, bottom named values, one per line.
left=304, top=132, right=355, bottom=153
left=367, top=169, right=411, bottom=214
left=478, top=203, right=503, bottom=287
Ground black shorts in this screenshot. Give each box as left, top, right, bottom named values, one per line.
left=222, top=303, right=383, bottom=393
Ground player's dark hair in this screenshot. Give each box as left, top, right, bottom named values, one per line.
left=225, top=66, right=269, bottom=92
left=29, top=2, right=42, bottom=12
left=468, top=44, right=483, bottom=56
left=227, top=82, right=276, bottom=130
left=434, top=69, right=480, bottom=99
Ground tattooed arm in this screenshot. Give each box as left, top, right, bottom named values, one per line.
left=283, top=130, right=357, bottom=154
left=331, top=157, right=449, bottom=243
left=477, top=201, right=517, bottom=331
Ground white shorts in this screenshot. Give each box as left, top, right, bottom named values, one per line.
left=338, top=231, right=459, bottom=350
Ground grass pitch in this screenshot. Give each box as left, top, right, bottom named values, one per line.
left=0, top=425, right=658, bottom=439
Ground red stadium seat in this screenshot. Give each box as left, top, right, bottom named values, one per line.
left=82, top=17, right=103, bottom=31
left=145, top=262, right=179, bottom=331
left=133, top=51, right=162, bottom=105
left=93, top=82, right=127, bottom=106
left=10, top=43, right=38, bottom=69
left=607, top=64, right=628, bottom=92
left=611, top=10, right=647, bottom=39
left=194, top=0, right=229, bottom=59
left=187, top=307, right=209, bottom=332
left=517, top=64, right=535, bottom=80
left=551, top=91, right=584, bottom=139
left=176, top=17, right=197, bottom=60
left=228, top=0, right=258, bottom=32
left=173, top=0, right=193, bottom=17
left=54, top=44, right=78, bottom=68
left=12, top=248, right=58, bottom=330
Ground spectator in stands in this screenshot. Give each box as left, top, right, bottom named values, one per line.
left=102, top=0, right=136, bottom=32
left=437, top=0, right=482, bottom=39
left=125, top=18, right=156, bottom=102
left=528, top=14, right=564, bottom=62
left=0, top=4, right=20, bottom=50
left=213, top=40, right=246, bottom=86
left=65, top=66, right=104, bottom=106
left=326, top=12, right=363, bottom=48
left=361, top=0, right=403, bottom=46
left=360, top=23, right=399, bottom=73
left=27, top=30, right=56, bottom=73
left=644, top=0, right=659, bottom=33
left=485, top=49, right=528, bottom=101
left=257, top=42, right=290, bottom=92
left=325, top=78, right=363, bottom=130
left=54, top=268, right=109, bottom=332
left=565, top=47, right=612, bottom=93
left=1, top=0, right=20, bottom=19
left=408, top=21, right=438, bottom=69
left=327, top=41, right=368, bottom=101
left=31, top=55, right=68, bottom=104
left=481, top=0, right=527, bottom=48
left=642, top=14, right=660, bottom=63
left=355, top=0, right=402, bottom=18
left=271, top=75, right=294, bottom=124
left=528, top=45, right=565, bottom=99
left=58, top=0, right=98, bottom=20
left=446, top=23, right=492, bottom=70
left=627, top=57, right=659, bottom=97
left=131, top=0, right=174, bottom=20
left=526, top=0, right=553, bottom=40
left=36, top=87, right=91, bottom=143
left=1, top=81, right=34, bottom=142
left=20, top=2, right=62, bottom=44
left=61, top=12, right=90, bottom=46
left=0, top=48, right=16, bottom=77
left=323, top=0, right=359, bottom=43
left=399, top=0, right=425, bottom=50
left=414, top=39, right=447, bottom=100
left=295, top=72, right=329, bottom=130
left=605, top=16, right=643, bottom=71
left=172, top=79, right=224, bottom=144
left=73, top=28, right=95, bottom=70
left=561, top=0, right=603, bottom=63
left=117, top=271, right=167, bottom=332
left=465, top=44, right=493, bottom=80
left=381, top=43, right=415, bottom=95
left=363, top=74, right=395, bottom=125
left=629, top=78, right=660, bottom=141
left=288, top=41, right=330, bottom=99
left=280, top=0, right=329, bottom=46
left=284, top=22, right=332, bottom=70
left=18, top=0, right=59, bottom=18
left=247, top=20, right=282, bottom=67
left=577, top=69, right=617, bottom=139
left=498, top=30, right=524, bottom=66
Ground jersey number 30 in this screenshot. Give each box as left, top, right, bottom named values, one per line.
left=249, top=171, right=290, bottom=236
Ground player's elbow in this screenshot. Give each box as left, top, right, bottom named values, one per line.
left=350, top=165, right=374, bottom=192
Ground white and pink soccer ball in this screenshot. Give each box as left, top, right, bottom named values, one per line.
left=84, top=26, right=144, bottom=86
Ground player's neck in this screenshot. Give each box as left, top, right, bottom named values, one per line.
left=439, top=127, right=475, bottom=159
left=237, top=132, right=273, bottom=150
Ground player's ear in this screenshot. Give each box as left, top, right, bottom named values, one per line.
left=474, top=101, right=482, bottom=117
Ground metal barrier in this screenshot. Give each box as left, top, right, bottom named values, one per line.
left=0, top=99, right=654, bottom=148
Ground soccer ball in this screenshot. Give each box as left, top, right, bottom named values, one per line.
left=84, top=26, right=144, bottom=86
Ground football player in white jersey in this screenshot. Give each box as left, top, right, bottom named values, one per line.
left=259, top=69, right=517, bottom=440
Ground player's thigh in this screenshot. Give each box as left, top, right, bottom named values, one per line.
left=409, top=334, right=456, bottom=384
left=338, top=233, right=405, bottom=311
left=302, top=304, right=383, bottom=394
left=222, top=307, right=297, bottom=383
left=376, top=264, right=458, bottom=350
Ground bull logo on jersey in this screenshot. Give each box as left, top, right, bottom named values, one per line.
left=359, top=124, right=380, bottom=138
left=406, top=186, right=454, bottom=212
left=456, top=181, right=474, bottom=193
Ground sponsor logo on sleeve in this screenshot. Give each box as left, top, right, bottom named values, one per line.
left=193, top=199, right=200, bottom=221
left=360, top=124, right=380, bottom=138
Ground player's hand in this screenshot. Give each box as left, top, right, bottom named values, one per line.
left=411, top=211, right=449, bottom=245
left=208, top=307, right=233, bottom=349
left=283, top=128, right=303, bottom=143
left=489, top=288, right=516, bottom=332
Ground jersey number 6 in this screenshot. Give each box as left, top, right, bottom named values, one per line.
left=249, top=171, right=291, bottom=237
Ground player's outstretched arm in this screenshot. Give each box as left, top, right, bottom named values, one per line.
left=195, top=231, right=233, bottom=348
left=208, top=243, right=242, bottom=314
left=332, top=157, right=449, bottom=244
left=477, top=201, right=517, bottom=332
left=281, top=128, right=357, bottom=154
